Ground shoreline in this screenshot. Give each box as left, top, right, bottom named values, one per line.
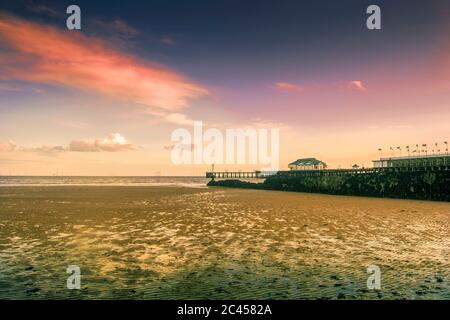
left=1, top=183, right=449, bottom=203
left=1, top=184, right=449, bottom=205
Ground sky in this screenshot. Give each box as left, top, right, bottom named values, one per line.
left=0, top=0, right=449, bottom=176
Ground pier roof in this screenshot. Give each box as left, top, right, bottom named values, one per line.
left=288, top=158, right=325, bottom=166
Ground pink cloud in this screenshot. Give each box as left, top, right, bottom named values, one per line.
left=0, top=141, right=16, bottom=151
left=347, top=80, right=367, bottom=91
left=274, top=82, right=304, bottom=93
left=143, top=110, right=197, bottom=126
left=0, top=15, right=208, bottom=112
left=163, top=113, right=194, bottom=126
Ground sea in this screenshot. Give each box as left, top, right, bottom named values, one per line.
left=0, top=176, right=210, bottom=187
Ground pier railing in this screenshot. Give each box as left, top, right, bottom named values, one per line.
left=206, top=171, right=266, bottom=179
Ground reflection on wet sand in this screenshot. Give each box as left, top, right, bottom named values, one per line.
left=0, top=186, right=448, bottom=299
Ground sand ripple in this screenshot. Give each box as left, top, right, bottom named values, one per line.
left=0, top=186, right=448, bottom=299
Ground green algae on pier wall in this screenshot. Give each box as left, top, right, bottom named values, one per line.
left=207, top=170, right=450, bottom=201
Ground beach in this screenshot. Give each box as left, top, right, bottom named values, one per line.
left=0, top=184, right=448, bottom=299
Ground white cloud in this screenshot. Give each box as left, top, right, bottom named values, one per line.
left=25, top=145, right=66, bottom=156
left=70, top=133, right=134, bottom=152
left=1, top=134, right=135, bottom=154
left=274, top=82, right=304, bottom=93
left=163, top=113, right=195, bottom=126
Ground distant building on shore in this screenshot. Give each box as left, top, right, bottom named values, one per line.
left=288, top=158, right=327, bottom=171
left=373, top=154, right=450, bottom=168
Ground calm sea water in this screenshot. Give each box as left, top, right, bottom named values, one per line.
left=0, top=176, right=209, bottom=188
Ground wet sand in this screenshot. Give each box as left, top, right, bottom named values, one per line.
left=0, top=186, right=448, bottom=299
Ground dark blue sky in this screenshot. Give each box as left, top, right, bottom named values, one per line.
left=0, top=0, right=443, bottom=86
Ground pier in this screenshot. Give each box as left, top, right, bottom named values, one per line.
left=207, top=166, right=450, bottom=201
left=205, top=152, right=450, bottom=201
left=206, top=171, right=265, bottom=179
left=206, top=164, right=450, bottom=180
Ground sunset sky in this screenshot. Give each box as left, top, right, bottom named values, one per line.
left=1, top=0, right=449, bottom=176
